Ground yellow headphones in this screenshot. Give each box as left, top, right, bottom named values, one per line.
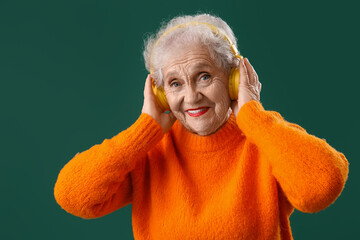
left=150, top=21, right=243, bottom=111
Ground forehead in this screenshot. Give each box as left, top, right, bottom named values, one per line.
left=162, top=44, right=216, bottom=75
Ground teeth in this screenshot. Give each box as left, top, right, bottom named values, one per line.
left=188, top=108, right=205, bottom=114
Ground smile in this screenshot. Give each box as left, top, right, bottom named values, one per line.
left=186, top=107, right=209, bottom=117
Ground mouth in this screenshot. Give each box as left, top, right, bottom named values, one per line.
left=186, top=107, right=210, bottom=117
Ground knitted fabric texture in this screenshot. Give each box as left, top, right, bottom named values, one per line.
left=54, top=100, right=349, bottom=240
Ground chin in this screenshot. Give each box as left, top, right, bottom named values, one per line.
left=192, top=129, right=210, bottom=136
left=185, top=123, right=219, bottom=136
left=189, top=113, right=231, bottom=136
left=176, top=109, right=229, bottom=136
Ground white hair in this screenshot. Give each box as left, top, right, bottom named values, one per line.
left=143, top=13, right=241, bottom=87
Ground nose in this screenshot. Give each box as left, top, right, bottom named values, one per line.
left=184, top=85, right=202, bottom=105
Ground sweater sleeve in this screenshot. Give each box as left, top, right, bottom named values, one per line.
left=236, top=100, right=349, bottom=213
left=54, top=113, right=164, bottom=219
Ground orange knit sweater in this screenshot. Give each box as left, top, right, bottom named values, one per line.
left=54, top=100, right=349, bottom=240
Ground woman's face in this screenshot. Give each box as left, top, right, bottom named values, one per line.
left=162, top=43, right=231, bottom=136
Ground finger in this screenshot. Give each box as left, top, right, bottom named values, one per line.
left=244, top=58, right=258, bottom=85
left=144, top=74, right=155, bottom=100
left=239, top=58, right=250, bottom=85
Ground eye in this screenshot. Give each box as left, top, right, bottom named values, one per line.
left=200, top=74, right=210, bottom=81
left=170, top=80, right=180, bottom=88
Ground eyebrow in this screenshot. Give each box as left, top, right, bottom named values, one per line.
left=164, top=62, right=213, bottom=81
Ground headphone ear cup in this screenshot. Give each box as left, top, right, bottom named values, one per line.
left=229, top=67, right=240, bottom=100
left=151, top=79, right=170, bottom=111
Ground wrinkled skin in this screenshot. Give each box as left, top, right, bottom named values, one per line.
left=162, top=44, right=231, bottom=136
left=141, top=43, right=261, bottom=135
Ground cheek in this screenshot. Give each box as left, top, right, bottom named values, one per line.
left=165, top=92, right=181, bottom=111
left=206, top=80, right=230, bottom=112
left=214, top=93, right=231, bottom=114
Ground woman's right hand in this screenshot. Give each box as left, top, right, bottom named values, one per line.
left=141, top=74, right=176, bottom=134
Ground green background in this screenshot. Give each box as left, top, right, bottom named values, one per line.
left=1, top=0, right=358, bottom=239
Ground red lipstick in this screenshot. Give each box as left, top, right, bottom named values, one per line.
left=186, top=107, right=209, bottom=117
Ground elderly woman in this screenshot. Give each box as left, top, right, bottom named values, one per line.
left=54, top=14, right=349, bottom=239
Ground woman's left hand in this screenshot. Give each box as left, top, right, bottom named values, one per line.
left=231, top=58, right=262, bottom=117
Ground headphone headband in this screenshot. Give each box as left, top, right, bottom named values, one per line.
left=150, top=21, right=242, bottom=73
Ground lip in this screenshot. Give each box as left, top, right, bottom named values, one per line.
left=186, top=107, right=209, bottom=117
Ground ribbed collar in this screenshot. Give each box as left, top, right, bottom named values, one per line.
left=170, top=113, right=244, bottom=152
